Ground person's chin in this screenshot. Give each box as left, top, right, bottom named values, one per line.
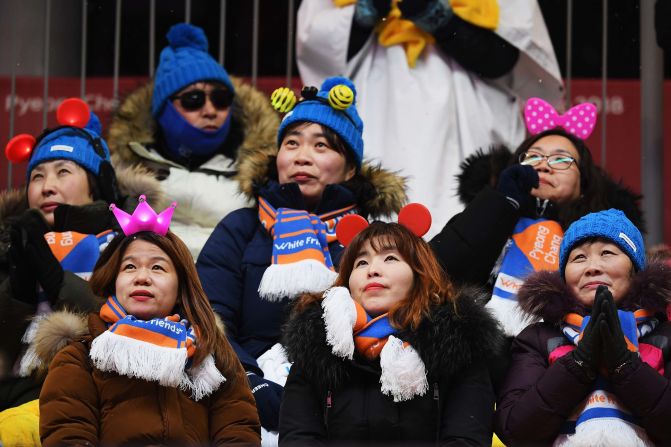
left=42, top=211, right=55, bottom=226
left=362, top=301, right=386, bottom=317
left=126, top=305, right=151, bottom=319
left=531, top=187, right=551, bottom=200
left=298, top=187, right=320, bottom=206
left=577, top=292, right=596, bottom=307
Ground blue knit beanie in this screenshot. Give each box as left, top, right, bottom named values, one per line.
left=559, top=209, right=645, bottom=277
left=152, top=23, right=234, bottom=117
left=27, top=111, right=111, bottom=181
left=277, top=76, right=364, bottom=169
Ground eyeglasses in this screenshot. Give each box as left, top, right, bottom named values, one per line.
left=519, top=152, right=577, bottom=170
left=171, top=88, right=234, bottom=111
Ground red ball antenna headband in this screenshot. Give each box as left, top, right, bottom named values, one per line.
left=336, top=203, right=432, bottom=247
left=5, top=97, right=91, bottom=163
left=56, top=98, right=90, bottom=127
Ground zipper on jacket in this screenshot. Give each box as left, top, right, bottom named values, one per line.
left=324, top=390, right=332, bottom=430
left=536, top=197, right=550, bottom=217
left=433, top=382, right=440, bottom=441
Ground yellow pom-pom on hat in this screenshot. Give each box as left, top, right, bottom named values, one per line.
left=328, top=84, right=354, bottom=111
left=270, top=87, right=297, bottom=113
left=276, top=76, right=363, bottom=169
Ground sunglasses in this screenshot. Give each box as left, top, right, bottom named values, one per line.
left=171, top=88, right=234, bottom=111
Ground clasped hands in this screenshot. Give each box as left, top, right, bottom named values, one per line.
left=571, top=285, right=638, bottom=378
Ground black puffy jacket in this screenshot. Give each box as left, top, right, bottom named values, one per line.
left=279, top=287, right=504, bottom=445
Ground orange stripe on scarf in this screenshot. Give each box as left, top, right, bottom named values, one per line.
left=353, top=302, right=391, bottom=360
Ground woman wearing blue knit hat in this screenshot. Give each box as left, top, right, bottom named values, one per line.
left=0, top=99, right=158, bottom=443
left=196, top=76, right=406, bottom=442
left=107, top=23, right=280, bottom=258
left=496, top=209, right=671, bottom=446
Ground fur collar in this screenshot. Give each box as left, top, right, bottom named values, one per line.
left=456, top=146, right=644, bottom=231
left=0, top=162, right=163, bottom=223
left=24, top=311, right=89, bottom=377
left=107, top=77, right=279, bottom=174
left=518, top=262, right=671, bottom=324
left=282, top=286, right=504, bottom=389
left=246, top=157, right=406, bottom=218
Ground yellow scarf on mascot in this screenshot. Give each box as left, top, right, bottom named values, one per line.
left=334, top=0, right=499, bottom=67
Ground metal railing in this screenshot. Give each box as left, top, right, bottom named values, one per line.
left=2, top=0, right=665, bottom=243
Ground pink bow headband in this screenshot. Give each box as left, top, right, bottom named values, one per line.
left=524, top=97, right=597, bottom=139
left=110, top=195, right=177, bottom=237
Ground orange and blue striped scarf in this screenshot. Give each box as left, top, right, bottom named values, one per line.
left=257, top=197, right=356, bottom=301
left=89, top=296, right=224, bottom=400
left=321, top=287, right=428, bottom=401
left=352, top=300, right=397, bottom=360
left=99, top=295, right=197, bottom=357
left=46, top=230, right=116, bottom=281
left=558, top=310, right=657, bottom=443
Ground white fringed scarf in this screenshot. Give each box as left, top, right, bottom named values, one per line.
left=321, top=287, right=428, bottom=402
left=90, top=296, right=225, bottom=401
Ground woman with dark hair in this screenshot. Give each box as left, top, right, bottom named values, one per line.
left=279, top=217, right=503, bottom=444
left=196, top=76, right=406, bottom=438
left=0, top=100, right=157, bottom=415
left=496, top=209, right=671, bottom=446
left=430, top=99, right=644, bottom=336
left=37, top=199, right=260, bottom=445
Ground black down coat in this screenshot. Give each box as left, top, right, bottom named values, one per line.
left=430, top=146, right=645, bottom=287
left=279, top=287, right=504, bottom=446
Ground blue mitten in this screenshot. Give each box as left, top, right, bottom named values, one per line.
left=247, top=372, right=283, bottom=431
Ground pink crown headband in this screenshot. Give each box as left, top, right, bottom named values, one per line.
left=110, top=195, right=177, bottom=237
left=524, top=97, right=597, bottom=139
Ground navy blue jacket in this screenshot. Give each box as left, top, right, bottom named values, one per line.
left=196, top=181, right=353, bottom=374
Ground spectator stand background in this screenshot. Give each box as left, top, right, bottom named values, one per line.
left=0, top=0, right=669, bottom=242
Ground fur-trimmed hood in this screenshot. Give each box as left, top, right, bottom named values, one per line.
left=24, top=311, right=90, bottom=377
left=518, top=262, right=671, bottom=324
left=235, top=122, right=406, bottom=218
left=282, top=286, right=504, bottom=389
left=106, top=77, right=279, bottom=174
left=250, top=161, right=406, bottom=218
left=456, top=146, right=645, bottom=231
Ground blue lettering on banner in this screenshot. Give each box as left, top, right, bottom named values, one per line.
left=144, top=319, right=184, bottom=335
left=274, top=236, right=322, bottom=251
